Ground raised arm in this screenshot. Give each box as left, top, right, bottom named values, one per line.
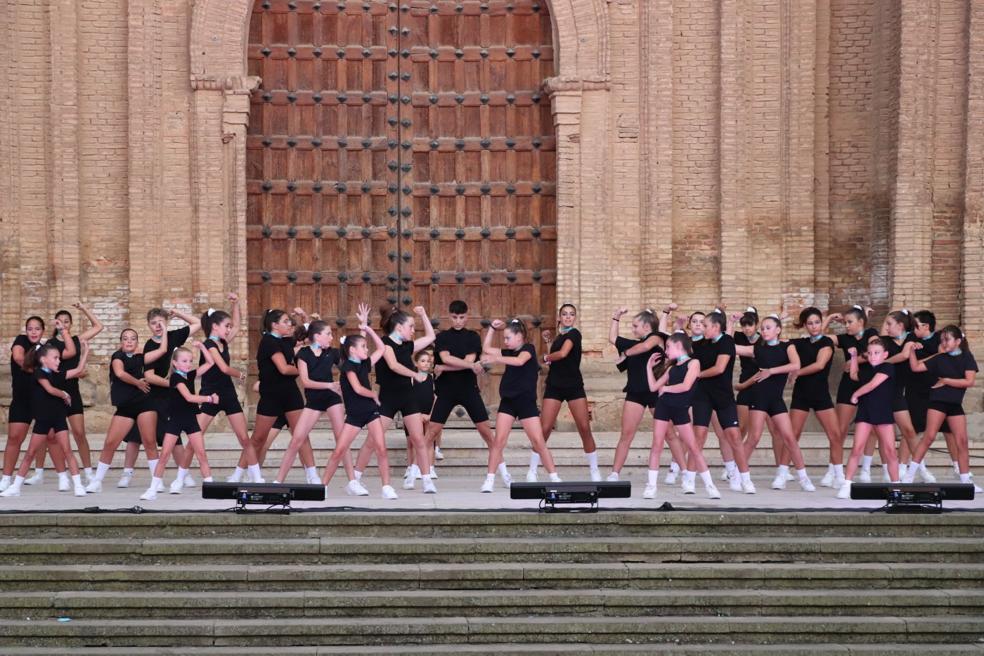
left=411, top=306, right=436, bottom=352
left=169, top=309, right=201, bottom=336
left=482, top=321, right=503, bottom=359
left=73, top=303, right=104, bottom=342
left=227, top=292, right=242, bottom=342
left=608, top=307, right=628, bottom=346
left=658, top=303, right=677, bottom=335
left=55, top=320, right=77, bottom=360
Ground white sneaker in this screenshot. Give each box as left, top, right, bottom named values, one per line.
left=480, top=477, right=495, bottom=493
left=345, top=479, right=369, bottom=496
left=901, top=469, right=917, bottom=484
left=226, top=471, right=243, bottom=483
left=741, top=479, right=757, bottom=494
left=973, top=482, right=983, bottom=494
left=305, top=472, right=320, bottom=485
left=0, top=477, right=10, bottom=493
left=643, top=483, right=658, bottom=499
left=664, top=470, right=678, bottom=485
left=705, top=482, right=722, bottom=499
left=833, top=475, right=846, bottom=488
left=169, top=479, right=184, bottom=495
left=589, top=467, right=602, bottom=483
left=525, top=470, right=539, bottom=483
left=139, top=487, right=157, bottom=501
left=881, top=468, right=892, bottom=483
left=402, top=474, right=415, bottom=490
left=85, top=479, right=102, bottom=494
left=57, top=475, right=70, bottom=492
left=116, top=471, right=133, bottom=488
left=428, top=467, right=438, bottom=480
left=771, top=473, right=787, bottom=490
left=422, top=477, right=437, bottom=494
left=858, top=468, right=872, bottom=483
left=500, top=469, right=513, bottom=486
left=919, top=466, right=937, bottom=483
left=434, top=447, right=444, bottom=461
left=73, top=482, right=86, bottom=497
left=719, top=467, right=731, bottom=482
left=836, top=481, right=852, bottom=500
left=798, top=477, right=816, bottom=492
left=252, top=477, right=265, bottom=484
left=729, top=476, right=743, bottom=492
left=681, top=474, right=696, bottom=495
left=183, top=474, right=197, bottom=488
left=820, top=469, right=835, bottom=488
left=606, top=472, right=620, bottom=482
left=25, top=471, right=43, bottom=486
left=381, top=485, right=399, bottom=500
left=1, top=483, right=22, bottom=497
left=411, top=465, right=422, bottom=481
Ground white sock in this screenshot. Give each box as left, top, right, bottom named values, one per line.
left=147, top=459, right=159, bottom=476
left=529, top=452, right=541, bottom=471
left=683, top=469, right=695, bottom=481
left=175, top=467, right=189, bottom=485
left=203, top=476, right=213, bottom=483
left=497, top=462, right=510, bottom=476
left=247, top=464, right=262, bottom=480
left=960, top=473, right=972, bottom=484
left=777, top=464, right=789, bottom=477
left=740, top=471, right=751, bottom=483
left=669, top=461, right=681, bottom=474
left=825, top=463, right=835, bottom=475
left=919, top=462, right=931, bottom=473
left=94, top=462, right=111, bottom=482
left=795, top=468, right=808, bottom=481
left=648, top=469, right=659, bottom=486
left=71, top=473, right=82, bottom=485
left=548, top=472, right=561, bottom=482
left=861, top=455, right=873, bottom=470
left=486, top=473, right=495, bottom=482
left=150, top=476, right=163, bottom=490
left=952, top=460, right=960, bottom=472
left=84, top=467, right=93, bottom=477
left=0, top=475, right=9, bottom=485
left=305, top=466, right=318, bottom=479
left=699, top=470, right=713, bottom=486
left=585, top=451, right=599, bottom=469
left=833, top=464, right=845, bottom=477
left=354, top=469, right=363, bottom=481
left=58, top=471, right=69, bottom=481
left=422, top=474, right=432, bottom=483
left=724, top=460, right=737, bottom=475
left=123, top=467, right=135, bottom=475
left=232, top=466, right=245, bottom=478
left=12, top=475, right=25, bottom=487
left=882, top=464, right=890, bottom=476
left=34, top=467, right=44, bottom=476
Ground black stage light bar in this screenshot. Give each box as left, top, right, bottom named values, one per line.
left=510, top=481, right=631, bottom=513
left=202, top=482, right=325, bottom=513
left=850, top=482, right=975, bottom=514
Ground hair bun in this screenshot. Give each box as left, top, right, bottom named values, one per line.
left=745, top=306, right=757, bottom=314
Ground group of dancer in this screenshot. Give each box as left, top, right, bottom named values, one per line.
left=1, top=296, right=979, bottom=502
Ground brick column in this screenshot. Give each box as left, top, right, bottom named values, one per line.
left=963, top=0, right=984, bottom=342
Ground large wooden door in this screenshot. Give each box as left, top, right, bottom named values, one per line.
left=246, top=0, right=556, bottom=404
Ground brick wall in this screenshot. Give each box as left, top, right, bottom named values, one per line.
left=1, top=0, right=981, bottom=431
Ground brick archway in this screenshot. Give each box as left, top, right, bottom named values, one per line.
left=188, top=0, right=611, bottom=349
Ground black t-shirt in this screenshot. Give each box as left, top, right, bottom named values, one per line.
left=925, top=350, right=979, bottom=405
left=413, top=373, right=435, bottom=412
left=340, top=359, right=378, bottom=415
left=835, top=327, right=879, bottom=367
left=10, top=335, right=40, bottom=399
left=696, top=333, right=737, bottom=397
left=857, top=362, right=895, bottom=411
left=546, top=328, right=584, bottom=389
left=168, top=370, right=199, bottom=419
left=433, top=328, right=483, bottom=393
left=793, top=335, right=834, bottom=397
left=753, top=341, right=791, bottom=397
left=660, top=359, right=698, bottom=408
left=734, top=332, right=760, bottom=383
left=256, top=332, right=298, bottom=392
left=33, top=367, right=68, bottom=419
left=199, top=337, right=234, bottom=393
left=375, top=336, right=416, bottom=393
left=109, top=350, right=146, bottom=407
left=499, top=344, right=540, bottom=401
left=144, top=326, right=190, bottom=400
left=883, top=333, right=917, bottom=395
left=615, top=334, right=663, bottom=396
left=298, top=345, right=340, bottom=405
left=908, top=332, right=942, bottom=396
left=50, top=335, right=82, bottom=394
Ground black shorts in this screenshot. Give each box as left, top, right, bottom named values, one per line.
left=497, top=395, right=539, bottom=421
left=751, top=394, right=788, bottom=418
left=305, top=389, right=343, bottom=412
left=114, top=396, right=153, bottom=420
left=148, top=396, right=176, bottom=446
left=855, top=403, right=894, bottom=426
left=835, top=374, right=860, bottom=405
left=624, top=392, right=656, bottom=409
left=7, top=396, right=32, bottom=425
left=692, top=389, right=740, bottom=429
left=653, top=401, right=691, bottom=426
left=346, top=408, right=381, bottom=429
left=33, top=414, right=68, bottom=435
left=891, top=394, right=908, bottom=413
left=66, top=389, right=84, bottom=417
left=791, top=389, right=835, bottom=413
left=164, top=412, right=200, bottom=438
left=543, top=384, right=587, bottom=403
left=929, top=400, right=964, bottom=418
left=256, top=384, right=304, bottom=417
left=735, top=387, right=755, bottom=407
left=379, top=388, right=422, bottom=420
left=273, top=415, right=288, bottom=430
left=429, top=386, right=490, bottom=425
left=907, top=393, right=948, bottom=433
left=199, top=388, right=243, bottom=417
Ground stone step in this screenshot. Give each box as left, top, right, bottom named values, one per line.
left=4, top=511, right=983, bottom=539
left=4, top=562, right=981, bottom=593
left=4, top=588, right=983, bottom=620
left=2, top=536, right=982, bottom=565
left=5, top=644, right=984, bottom=656
left=0, top=616, right=981, bottom=648
left=1, top=562, right=981, bottom=592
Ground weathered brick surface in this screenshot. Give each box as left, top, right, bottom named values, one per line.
left=1, top=0, right=981, bottom=430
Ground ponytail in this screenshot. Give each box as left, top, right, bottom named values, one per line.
left=306, top=320, right=329, bottom=342
left=23, top=343, right=55, bottom=374
left=262, top=309, right=286, bottom=333
left=505, top=318, right=528, bottom=342
left=941, top=325, right=972, bottom=357
left=201, top=308, right=231, bottom=338
left=380, top=306, right=410, bottom=334
left=794, top=306, right=822, bottom=330
left=888, top=309, right=914, bottom=333
left=340, top=333, right=365, bottom=360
